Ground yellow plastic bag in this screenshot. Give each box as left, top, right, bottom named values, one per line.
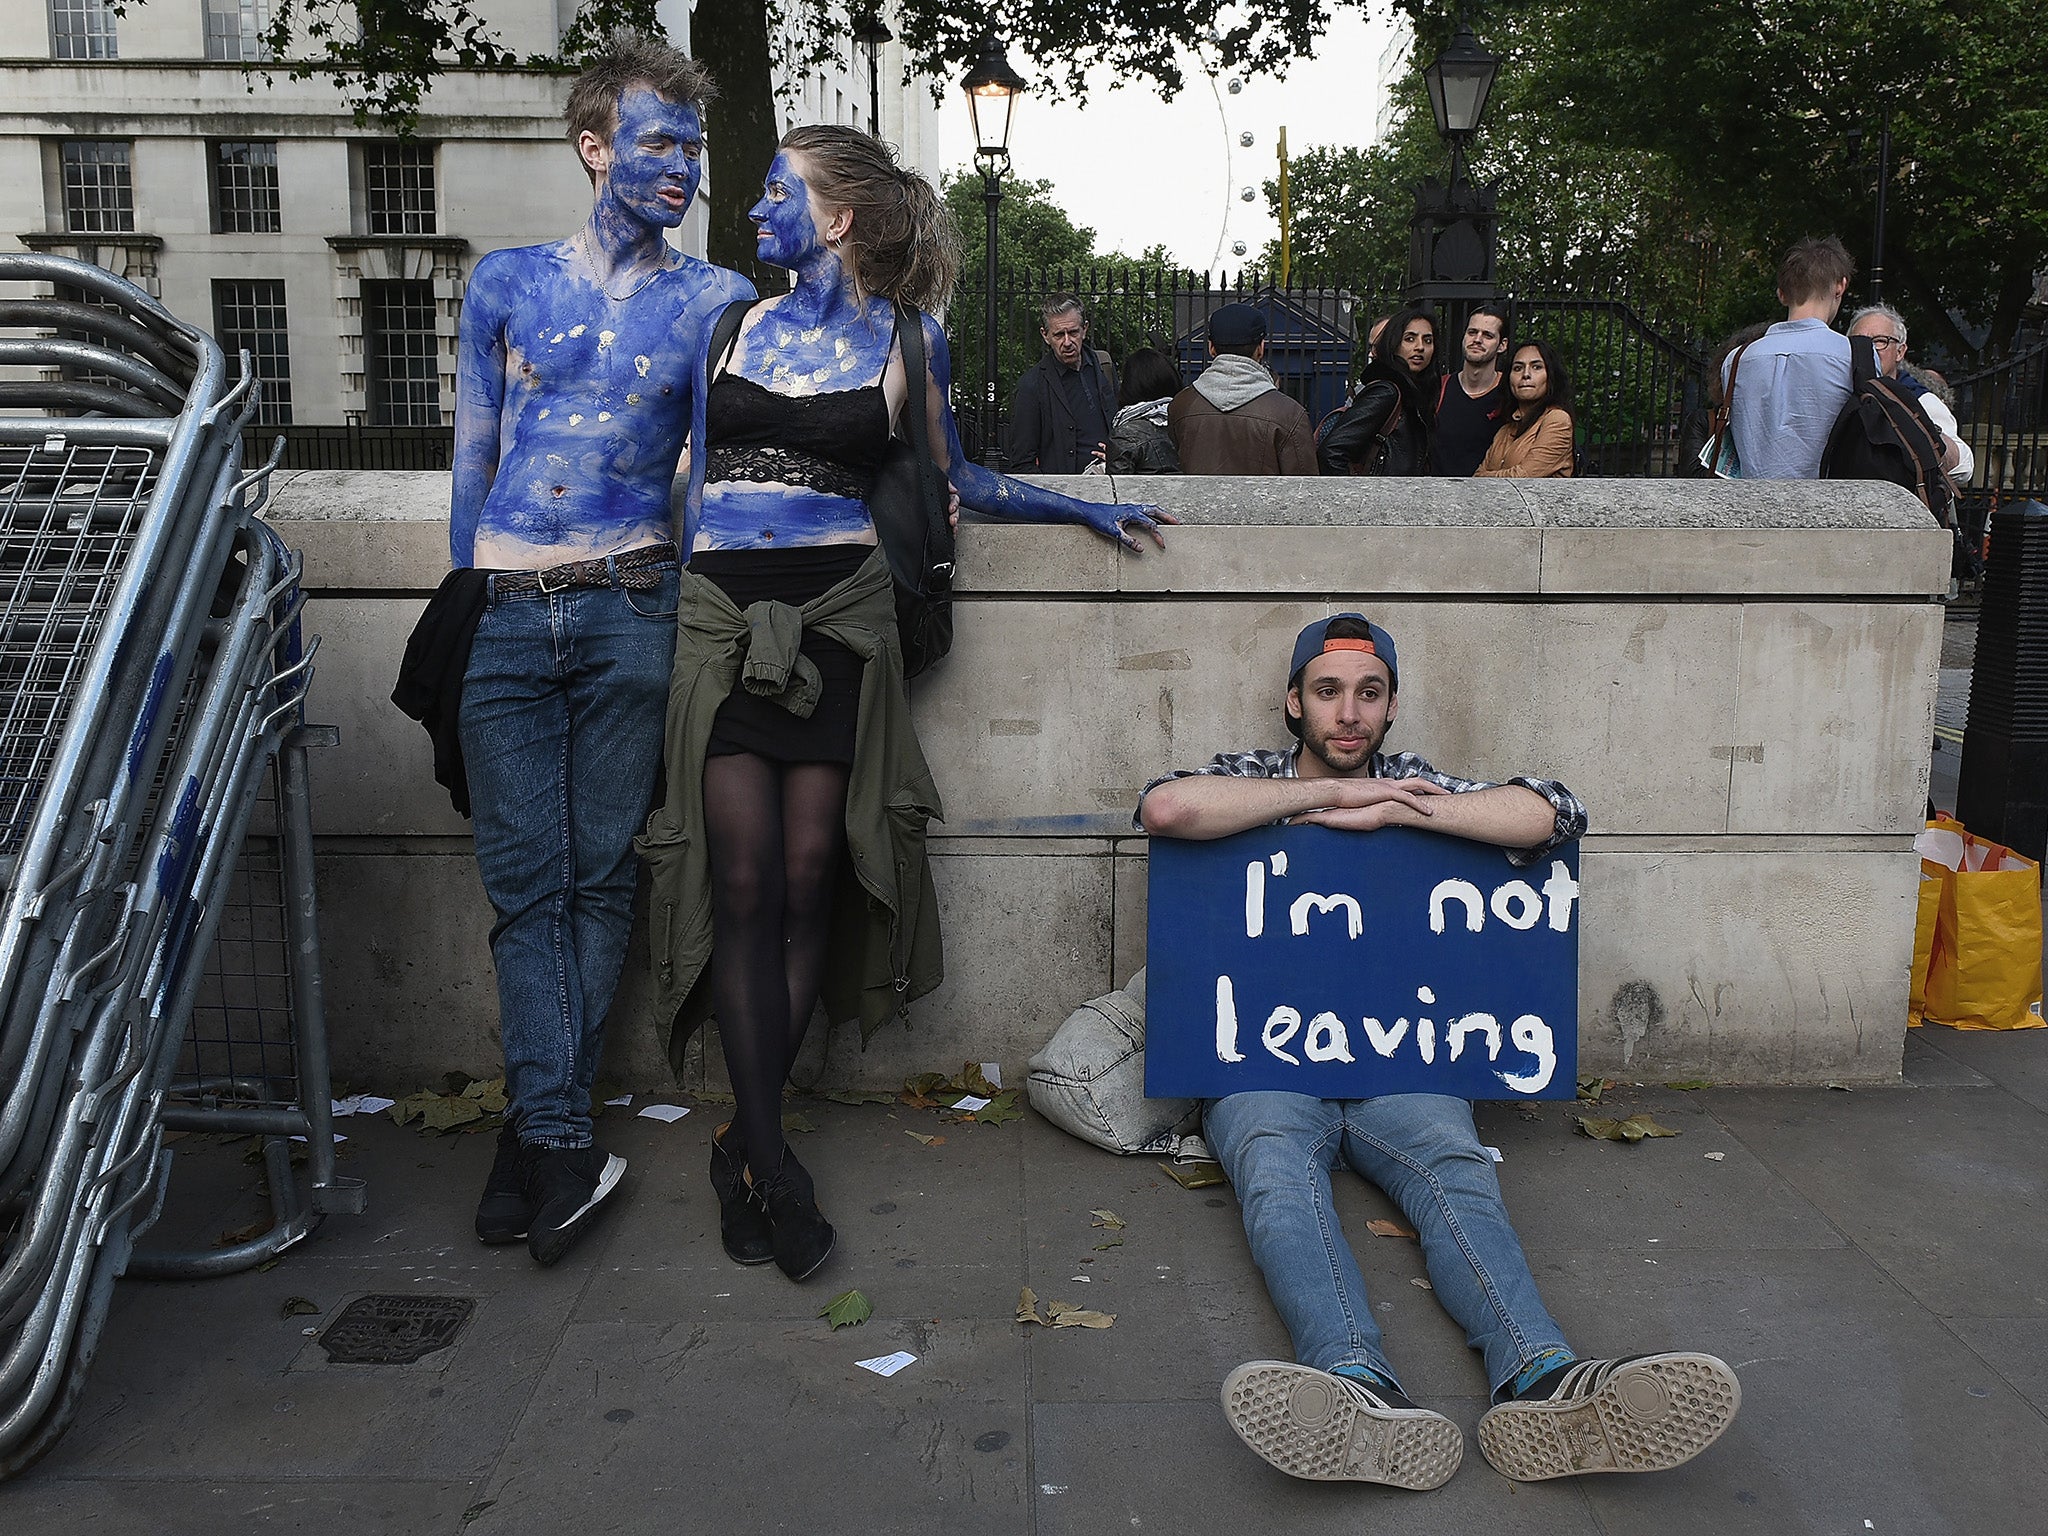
left=1912, top=817, right=2045, bottom=1031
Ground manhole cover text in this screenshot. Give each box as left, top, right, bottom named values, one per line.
left=319, top=1294, right=475, bottom=1365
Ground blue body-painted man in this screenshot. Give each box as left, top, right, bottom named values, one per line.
left=454, top=41, right=751, bottom=1266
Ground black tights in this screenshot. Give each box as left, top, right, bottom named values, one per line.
left=703, top=752, right=848, bottom=1183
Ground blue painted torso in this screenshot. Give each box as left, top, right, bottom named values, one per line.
left=460, top=242, right=745, bottom=569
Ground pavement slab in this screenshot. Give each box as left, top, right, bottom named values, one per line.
left=6, top=1030, right=2048, bottom=1531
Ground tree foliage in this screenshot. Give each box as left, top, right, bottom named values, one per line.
left=1279, top=0, right=2046, bottom=366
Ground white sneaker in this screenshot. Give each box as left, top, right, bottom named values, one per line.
left=1220, top=1361, right=1464, bottom=1490
left=1476, top=1352, right=1741, bottom=1481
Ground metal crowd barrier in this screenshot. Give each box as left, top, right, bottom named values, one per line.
left=0, top=253, right=354, bottom=1476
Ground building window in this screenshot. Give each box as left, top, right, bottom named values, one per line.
left=211, top=141, right=280, bottom=233
left=213, top=279, right=293, bottom=426
left=361, top=142, right=436, bottom=236
left=60, top=140, right=134, bottom=234
left=50, top=0, right=117, bottom=58
left=362, top=280, right=441, bottom=425
left=203, top=0, right=271, bottom=61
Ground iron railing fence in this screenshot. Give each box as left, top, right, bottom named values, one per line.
left=951, top=264, right=1715, bottom=477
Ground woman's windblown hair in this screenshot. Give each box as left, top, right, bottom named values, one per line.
left=780, top=125, right=960, bottom=313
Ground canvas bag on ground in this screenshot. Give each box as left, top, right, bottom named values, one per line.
left=1026, top=969, right=1201, bottom=1154
left=1910, top=817, right=2045, bottom=1031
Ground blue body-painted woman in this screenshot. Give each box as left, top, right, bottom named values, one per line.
left=692, top=152, right=1169, bottom=554
left=678, top=127, right=1170, bottom=1285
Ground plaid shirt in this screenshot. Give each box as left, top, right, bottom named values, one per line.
left=1135, top=746, right=1587, bottom=868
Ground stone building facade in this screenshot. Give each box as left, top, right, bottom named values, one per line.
left=0, top=0, right=942, bottom=426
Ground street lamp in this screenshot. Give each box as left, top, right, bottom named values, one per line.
left=961, top=32, right=1027, bottom=467
left=1847, top=112, right=1893, bottom=306
left=851, top=7, right=891, bottom=136
left=1408, top=19, right=1503, bottom=306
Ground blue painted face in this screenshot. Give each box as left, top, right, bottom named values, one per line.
left=596, top=87, right=704, bottom=232
left=749, top=152, right=823, bottom=270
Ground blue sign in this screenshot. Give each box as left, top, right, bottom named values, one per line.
left=1144, top=825, right=1579, bottom=1101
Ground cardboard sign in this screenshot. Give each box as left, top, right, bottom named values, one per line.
left=1144, top=824, right=1579, bottom=1101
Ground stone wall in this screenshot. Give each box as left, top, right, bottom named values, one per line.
left=265, top=471, right=1949, bottom=1091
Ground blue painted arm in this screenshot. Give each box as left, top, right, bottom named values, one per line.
left=679, top=270, right=758, bottom=552
left=450, top=256, right=509, bottom=568
left=918, top=314, right=1168, bottom=552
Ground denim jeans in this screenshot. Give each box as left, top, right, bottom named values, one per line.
left=1204, top=1091, right=1572, bottom=1396
left=459, top=566, right=678, bottom=1149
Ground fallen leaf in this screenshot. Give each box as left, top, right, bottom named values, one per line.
left=819, top=1289, right=873, bottom=1329
left=782, top=1111, right=817, bottom=1133
left=1576, top=1077, right=1619, bottom=1103
left=905, top=1131, right=945, bottom=1147
left=970, top=1092, right=1024, bottom=1127
left=421, top=1095, right=485, bottom=1132
left=1157, top=1160, right=1226, bottom=1189
left=826, top=1089, right=897, bottom=1106
left=1366, top=1218, right=1419, bottom=1242
left=1090, top=1209, right=1125, bottom=1230
left=694, top=1090, right=737, bottom=1107
left=217, top=1219, right=268, bottom=1247
left=956, top=1062, right=1000, bottom=1099
left=902, top=1072, right=951, bottom=1108
left=1044, top=1301, right=1116, bottom=1329
left=1411, top=1276, right=1433, bottom=1291
left=1016, top=1286, right=1043, bottom=1324
left=1575, top=1113, right=1681, bottom=1143
left=1664, top=1079, right=1713, bottom=1091
left=1092, top=1238, right=1124, bottom=1252
left=255, top=1257, right=281, bottom=1273
left=279, top=1297, right=319, bottom=1319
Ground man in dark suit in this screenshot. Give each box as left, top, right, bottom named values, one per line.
left=1004, top=294, right=1115, bottom=473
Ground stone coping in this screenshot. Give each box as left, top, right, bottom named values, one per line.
left=264, top=470, right=1950, bottom=599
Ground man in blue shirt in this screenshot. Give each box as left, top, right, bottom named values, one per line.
left=1723, top=237, right=1856, bottom=479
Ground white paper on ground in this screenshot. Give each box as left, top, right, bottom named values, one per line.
left=637, top=1104, right=690, bottom=1123
left=980, top=1062, right=1002, bottom=1088
left=331, top=1095, right=395, bottom=1117
left=855, top=1351, right=917, bottom=1378
left=605, top=1094, right=633, bottom=1107
left=951, top=1094, right=992, bottom=1113
left=1483, top=1145, right=1504, bottom=1162
left=290, top=1133, right=348, bottom=1144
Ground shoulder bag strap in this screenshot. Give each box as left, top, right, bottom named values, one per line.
left=893, top=303, right=950, bottom=553
left=707, top=298, right=757, bottom=382
left=1709, top=339, right=1753, bottom=462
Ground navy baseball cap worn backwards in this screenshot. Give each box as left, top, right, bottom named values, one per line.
left=1288, top=614, right=1398, bottom=692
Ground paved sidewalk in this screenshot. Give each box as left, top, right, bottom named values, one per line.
left=3, top=1023, right=2047, bottom=1533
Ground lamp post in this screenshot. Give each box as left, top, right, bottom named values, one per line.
left=961, top=32, right=1027, bottom=468
left=1408, top=20, right=1502, bottom=309
left=1847, top=111, right=1892, bottom=306
left=851, top=8, right=891, bottom=136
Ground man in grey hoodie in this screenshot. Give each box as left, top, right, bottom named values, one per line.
left=1168, top=304, right=1318, bottom=475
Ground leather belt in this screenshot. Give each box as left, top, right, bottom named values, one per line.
left=490, top=540, right=678, bottom=598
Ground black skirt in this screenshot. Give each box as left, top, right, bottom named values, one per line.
left=692, top=544, right=873, bottom=765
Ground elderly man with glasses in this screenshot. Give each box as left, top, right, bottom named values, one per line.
left=1846, top=304, right=1974, bottom=484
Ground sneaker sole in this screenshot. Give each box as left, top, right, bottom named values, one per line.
left=526, top=1153, right=627, bottom=1266
left=474, top=1221, right=529, bottom=1245
left=1476, top=1352, right=1741, bottom=1481
left=1221, top=1362, right=1464, bottom=1490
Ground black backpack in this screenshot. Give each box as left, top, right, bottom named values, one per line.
left=705, top=299, right=954, bottom=677
left=1821, top=334, right=1958, bottom=529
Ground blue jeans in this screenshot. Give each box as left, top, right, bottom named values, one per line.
left=1204, top=1092, right=1572, bottom=1396
left=459, top=567, right=678, bottom=1149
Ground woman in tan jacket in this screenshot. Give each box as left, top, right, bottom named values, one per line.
left=1475, top=339, right=1575, bottom=478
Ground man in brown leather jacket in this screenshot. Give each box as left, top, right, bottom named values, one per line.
left=1168, top=304, right=1318, bottom=475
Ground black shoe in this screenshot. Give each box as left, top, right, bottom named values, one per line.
left=710, top=1123, right=774, bottom=1266
left=523, top=1143, right=627, bottom=1266
left=474, top=1124, right=533, bottom=1245
left=756, top=1147, right=835, bottom=1281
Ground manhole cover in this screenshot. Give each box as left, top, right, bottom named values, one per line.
left=319, top=1294, right=475, bottom=1365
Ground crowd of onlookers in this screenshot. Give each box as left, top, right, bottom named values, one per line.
left=1000, top=234, right=1973, bottom=502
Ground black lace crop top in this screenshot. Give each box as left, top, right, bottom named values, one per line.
left=705, top=370, right=892, bottom=504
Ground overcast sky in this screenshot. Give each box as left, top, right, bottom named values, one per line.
left=928, top=11, right=1408, bottom=272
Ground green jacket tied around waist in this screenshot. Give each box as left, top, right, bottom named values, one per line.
left=635, top=549, right=945, bottom=1075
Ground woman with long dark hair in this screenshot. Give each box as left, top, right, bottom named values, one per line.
left=1475, top=339, right=1575, bottom=478
left=1107, top=347, right=1183, bottom=474
left=1317, top=305, right=1437, bottom=475
left=638, top=126, right=1169, bottom=1283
